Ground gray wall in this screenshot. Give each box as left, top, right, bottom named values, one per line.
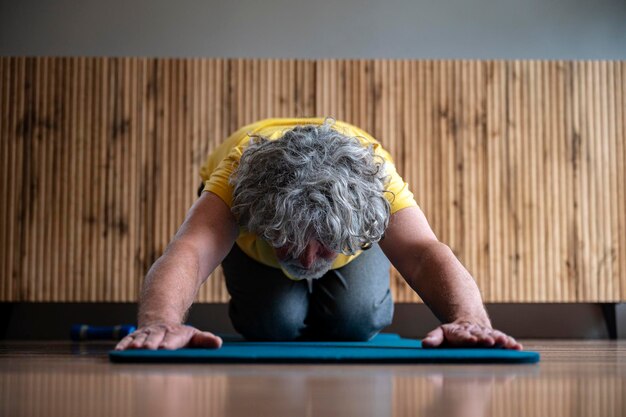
left=1, top=0, right=625, bottom=59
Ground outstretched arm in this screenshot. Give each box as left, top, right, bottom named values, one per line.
left=116, top=191, right=239, bottom=350
left=138, top=191, right=239, bottom=326
left=378, top=206, right=522, bottom=350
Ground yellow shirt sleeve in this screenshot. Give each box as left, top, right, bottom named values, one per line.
left=347, top=124, right=418, bottom=214
left=202, top=145, right=243, bottom=207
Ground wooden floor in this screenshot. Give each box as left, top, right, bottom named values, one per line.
left=1, top=340, right=625, bottom=417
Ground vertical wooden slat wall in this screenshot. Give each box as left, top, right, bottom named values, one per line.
left=0, top=57, right=624, bottom=302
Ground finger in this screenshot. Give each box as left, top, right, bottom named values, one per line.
left=473, top=335, right=496, bottom=347
left=115, top=335, right=135, bottom=351
left=490, top=330, right=511, bottom=347
left=505, top=336, right=523, bottom=350
left=144, top=329, right=167, bottom=350
left=158, top=330, right=189, bottom=350
left=422, top=327, right=444, bottom=348
left=128, top=332, right=149, bottom=349
left=488, top=330, right=521, bottom=350
left=445, top=329, right=478, bottom=346
left=495, top=335, right=522, bottom=350
left=189, top=331, right=223, bottom=349
left=468, top=328, right=496, bottom=346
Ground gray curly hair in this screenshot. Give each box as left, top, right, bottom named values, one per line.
left=229, top=117, right=392, bottom=257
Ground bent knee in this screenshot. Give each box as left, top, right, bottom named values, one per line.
left=330, top=325, right=381, bottom=342
left=236, top=321, right=304, bottom=341
left=229, top=303, right=307, bottom=341
left=318, top=298, right=394, bottom=341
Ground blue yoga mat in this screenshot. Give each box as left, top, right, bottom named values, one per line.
left=108, top=333, right=540, bottom=364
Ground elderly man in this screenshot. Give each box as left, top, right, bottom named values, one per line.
left=115, top=117, right=522, bottom=351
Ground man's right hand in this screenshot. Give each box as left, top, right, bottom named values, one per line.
left=114, top=323, right=223, bottom=351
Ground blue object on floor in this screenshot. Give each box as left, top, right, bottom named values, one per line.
left=108, top=333, right=540, bottom=364
left=71, top=324, right=136, bottom=341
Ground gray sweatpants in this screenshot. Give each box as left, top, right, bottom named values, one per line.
left=221, top=242, right=395, bottom=342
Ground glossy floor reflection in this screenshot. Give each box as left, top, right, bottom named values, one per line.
left=0, top=340, right=624, bottom=417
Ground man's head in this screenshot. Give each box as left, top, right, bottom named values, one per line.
left=274, top=239, right=337, bottom=280
left=229, top=117, right=391, bottom=278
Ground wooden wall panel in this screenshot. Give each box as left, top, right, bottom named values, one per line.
left=0, top=57, right=624, bottom=302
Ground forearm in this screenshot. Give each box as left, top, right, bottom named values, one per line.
left=138, top=241, right=202, bottom=327
left=405, top=242, right=491, bottom=327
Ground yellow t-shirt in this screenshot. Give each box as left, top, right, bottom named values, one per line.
left=199, top=117, right=418, bottom=277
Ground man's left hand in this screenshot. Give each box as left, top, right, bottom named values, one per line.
left=422, top=319, right=523, bottom=350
